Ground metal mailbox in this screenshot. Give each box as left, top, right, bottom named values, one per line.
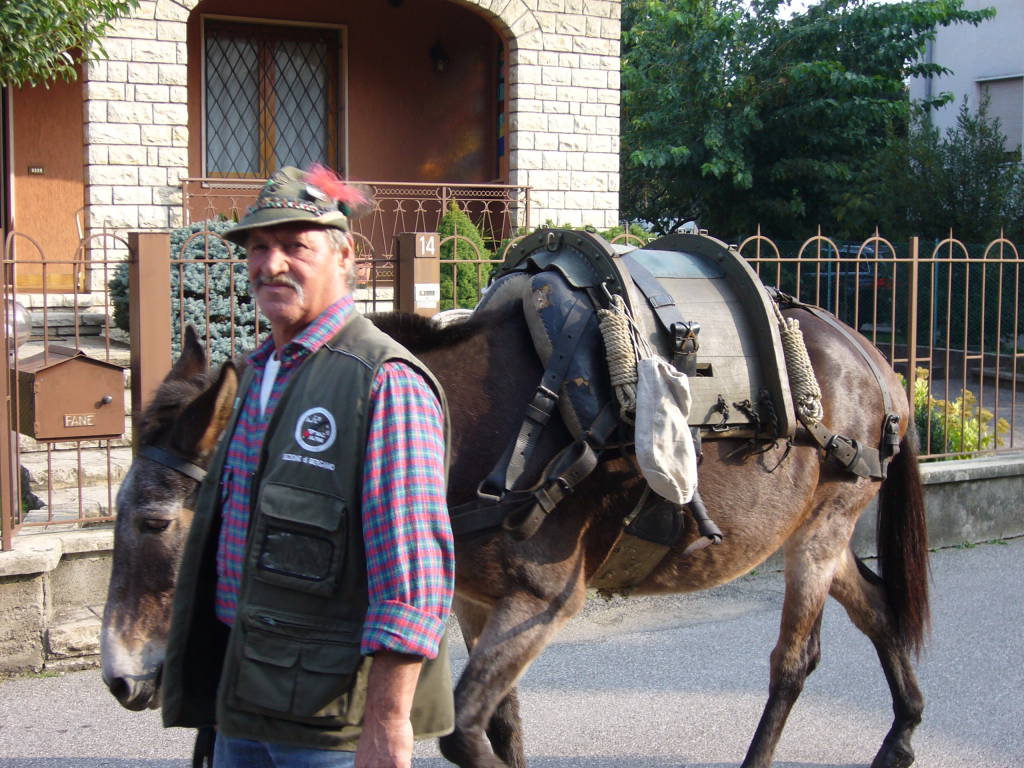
left=12, top=345, right=126, bottom=440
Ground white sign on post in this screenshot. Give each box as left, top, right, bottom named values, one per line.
left=415, top=283, right=441, bottom=309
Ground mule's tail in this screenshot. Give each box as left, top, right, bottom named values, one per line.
left=874, top=427, right=931, bottom=656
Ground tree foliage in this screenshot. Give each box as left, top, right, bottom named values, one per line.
left=851, top=99, right=1024, bottom=241
left=621, top=0, right=996, bottom=239
left=0, top=0, right=139, bottom=87
left=438, top=202, right=493, bottom=310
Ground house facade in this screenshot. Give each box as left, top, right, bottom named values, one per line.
left=3, top=0, right=622, bottom=296
left=908, top=0, right=1024, bottom=157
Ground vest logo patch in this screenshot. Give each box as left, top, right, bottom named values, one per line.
left=294, top=407, right=337, bottom=453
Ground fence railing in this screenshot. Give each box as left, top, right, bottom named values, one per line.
left=1, top=229, right=132, bottom=550
left=2, top=225, right=1023, bottom=548
left=738, top=230, right=1023, bottom=460
left=181, top=178, right=531, bottom=267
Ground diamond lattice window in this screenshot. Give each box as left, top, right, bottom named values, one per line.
left=205, top=20, right=340, bottom=177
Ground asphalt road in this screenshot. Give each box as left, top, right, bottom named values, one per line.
left=1, top=538, right=1021, bottom=768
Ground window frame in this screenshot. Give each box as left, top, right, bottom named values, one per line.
left=200, top=15, right=348, bottom=179
left=976, top=74, right=1024, bottom=160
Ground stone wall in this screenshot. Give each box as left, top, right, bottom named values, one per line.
left=85, top=0, right=189, bottom=233
left=83, top=0, right=622, bottom=238
left=0, top=530, right=113, bottom=675
left=503, top=0, right=622, bottom=228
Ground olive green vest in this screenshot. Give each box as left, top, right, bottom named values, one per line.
left=162, top=313, right=454, bottom=750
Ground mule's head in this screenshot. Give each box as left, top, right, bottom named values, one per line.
left=101, top=327, right=238, bottom=711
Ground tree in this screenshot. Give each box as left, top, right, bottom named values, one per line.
left=852, top=98, right=1024, bottom=242
left=438, top=202, right=493, bottom=310
left=621, top=0, right=996, bottom=240
left=0, top=0, right=139, bottom=87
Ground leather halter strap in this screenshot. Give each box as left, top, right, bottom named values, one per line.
left=138, top=444, right=208, bottom=483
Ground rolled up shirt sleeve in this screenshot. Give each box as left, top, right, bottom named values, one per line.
left=360, top=360, right=454, bottom=658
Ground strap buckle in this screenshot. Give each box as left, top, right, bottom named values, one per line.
left=671, top=321, right=701, bottom=375
left=524, top=385, right=559, bottom=425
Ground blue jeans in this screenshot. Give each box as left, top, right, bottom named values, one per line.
left=213, top=734, right=356, bottom=768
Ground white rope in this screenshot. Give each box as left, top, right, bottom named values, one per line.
left=598, top=294, right=650, bottom=422
left=771, top=301, right=824, bottom=424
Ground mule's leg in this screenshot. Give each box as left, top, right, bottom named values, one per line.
left=742, top=516, right=848, bottom=768
left=486, top=687, right=525, bottom=768
left=453, top=597, right=527, bottom=768
left=441, top=580, right=587, bottom=768
left=830, top=548, right=924, bottom=768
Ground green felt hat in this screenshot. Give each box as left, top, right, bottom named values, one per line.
left=224, top=165, right=368, bottom=246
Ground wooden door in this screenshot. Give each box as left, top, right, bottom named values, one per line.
left=10, top=76, right=86, bottom=293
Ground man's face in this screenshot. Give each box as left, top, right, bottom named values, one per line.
left=246, top=224, right=354, bottom=342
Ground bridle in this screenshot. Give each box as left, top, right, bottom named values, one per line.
left=138, top=445, right=208, bottom=484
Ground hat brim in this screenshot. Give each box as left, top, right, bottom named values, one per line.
left=223, top=207, right=350, bottom=246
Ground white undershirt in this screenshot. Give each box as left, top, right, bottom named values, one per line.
left=259, top=353, right=281, bottom=417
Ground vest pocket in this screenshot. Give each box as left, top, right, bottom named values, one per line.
left=234, top=612, right=365, bottom=724
left=252, top=483, right=347, bottom=597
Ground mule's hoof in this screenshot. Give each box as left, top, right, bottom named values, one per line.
left=871, top=744, right=915, bottom=768
left=439, top=730, right=509, bottom=768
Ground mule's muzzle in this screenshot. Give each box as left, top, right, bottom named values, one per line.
left=103, top=665, right=162, bottom=711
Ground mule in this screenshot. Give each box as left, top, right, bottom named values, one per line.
left=102, top=297, right=928, bottom=768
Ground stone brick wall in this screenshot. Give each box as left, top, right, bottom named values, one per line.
left=84, top=0, right=189, bottom=234
left=502, top=0, right=622, bottom=229
left=84, top=0, right=621, bottom=236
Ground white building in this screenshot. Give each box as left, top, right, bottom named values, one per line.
left=908, top=0, right=1024, bottom=156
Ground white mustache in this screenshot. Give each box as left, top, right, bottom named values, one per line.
left=252, top=274, right=304, bottom=301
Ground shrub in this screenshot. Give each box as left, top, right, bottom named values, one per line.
left=904, top=368, right=1010, bottom=458
left=438, top=201, right=493, bottom=310
left=108, top=219, right=259, bottom=366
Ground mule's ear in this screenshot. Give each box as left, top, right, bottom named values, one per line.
left=173, top=361, right=239, bottom=459
left=171, top=325, right=207, bottom=380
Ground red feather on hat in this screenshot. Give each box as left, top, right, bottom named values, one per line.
left=305, top=164, right=368, bottom=207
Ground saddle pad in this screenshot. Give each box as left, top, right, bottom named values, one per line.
left=616, top=233, right=794, bottom=439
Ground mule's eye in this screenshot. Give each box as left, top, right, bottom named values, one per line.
left=141, top=517, right=172, bottom=533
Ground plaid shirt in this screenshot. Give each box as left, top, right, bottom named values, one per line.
left=214, top=295, right=453, bottom=658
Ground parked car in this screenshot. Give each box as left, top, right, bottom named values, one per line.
left=796, top=244, right=893, bottom=329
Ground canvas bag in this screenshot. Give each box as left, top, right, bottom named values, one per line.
left=634, top=356, right=698, bottom=505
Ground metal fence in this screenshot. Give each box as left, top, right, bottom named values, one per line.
left=182, top=178, right=531, bottom=266
left=2, top=225, right=1023, bottom=548
left=738, top=230, right=1023, bottom=461
left=1, top=229, right=132, bottom=550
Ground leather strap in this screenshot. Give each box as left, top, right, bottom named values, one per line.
left=479, top=298, right=594, bottom=499
left=139, top=444, right=207, bottom=483
left=450, top=438, right=599, bottom=539
left=621, top=253, right=700, bottom=374
left=767, top=291, right=901, bottom=479
left=500, top=438, right=599, bottom=539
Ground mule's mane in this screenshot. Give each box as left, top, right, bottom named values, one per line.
left=369, top=304, right=518, bottom=354
left=136, top=307, right=515, bottom=446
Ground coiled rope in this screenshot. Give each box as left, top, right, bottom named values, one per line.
left=771, top=302, right=824, bottom=424
left=598, top=293, right=653, bottom=422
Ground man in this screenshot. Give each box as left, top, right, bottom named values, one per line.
left=161, top=165, right=455, bottom=768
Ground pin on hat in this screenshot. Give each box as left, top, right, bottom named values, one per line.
left=224, top=165, right=371, bottom=246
